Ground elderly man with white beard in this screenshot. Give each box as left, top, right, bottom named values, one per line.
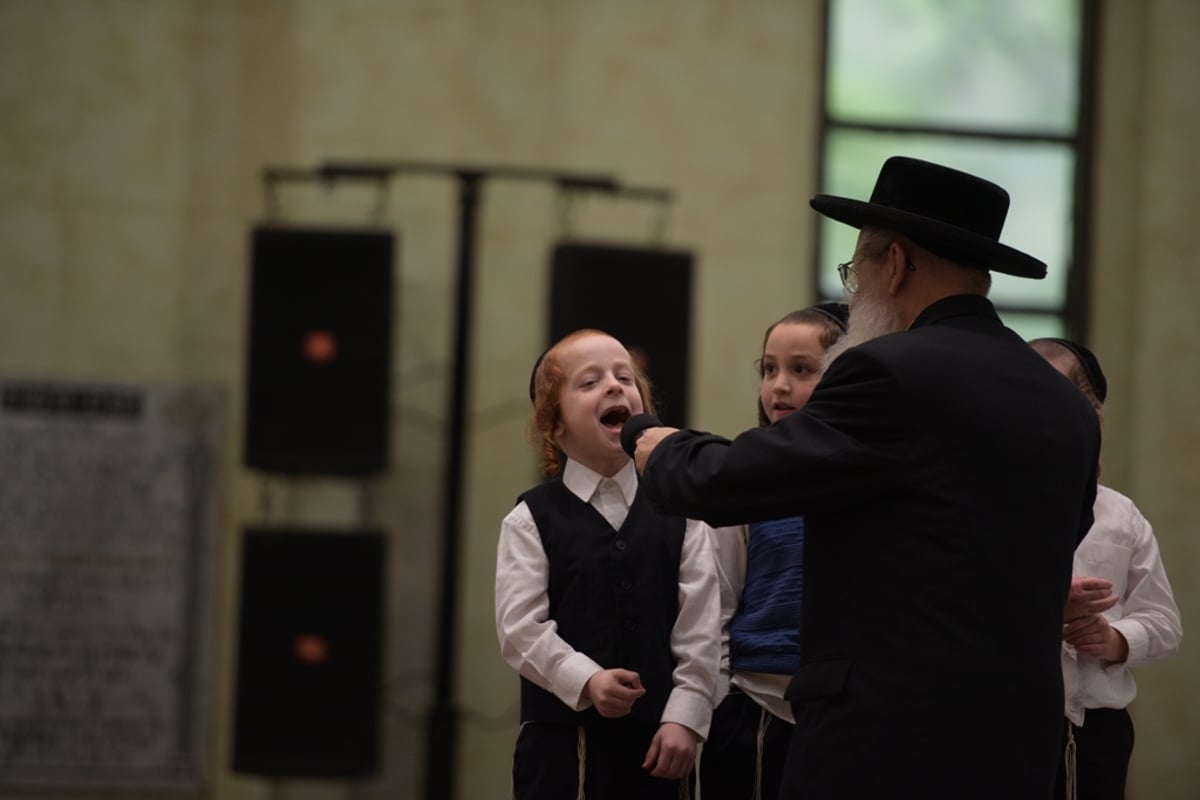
left=623, top=157, right=1101, bottom=800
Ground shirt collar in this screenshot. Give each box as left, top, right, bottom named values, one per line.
left=562, top=458, right=638, bottom=506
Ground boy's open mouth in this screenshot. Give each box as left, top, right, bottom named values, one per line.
left=600, top=407, right=631, bottom=429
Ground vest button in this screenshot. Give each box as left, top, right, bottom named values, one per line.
left=619, top=579, right=633, bottom=592
left=623, top=619, right=637, bottom=630
left=614, top=538, right=628, bottom=551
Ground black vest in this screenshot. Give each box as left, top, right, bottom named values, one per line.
left=517, top=477, right=686, bottom=727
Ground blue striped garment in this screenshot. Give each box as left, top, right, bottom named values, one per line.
left=729, top=516, right=804, bottom=675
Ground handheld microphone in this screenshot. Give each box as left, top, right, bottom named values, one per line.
left=621, top=413, right=663, bottom=457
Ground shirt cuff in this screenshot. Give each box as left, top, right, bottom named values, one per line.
left=554, top=651, right=604, bottom=711
left=1110, top=619, right=1149, bottom=665
left=661, top=686, right=714, bottom=741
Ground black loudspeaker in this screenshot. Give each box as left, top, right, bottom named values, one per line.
left=549, top=242, right=694, bottom=428
left=245, top=226, right=394, bottom=476
left=232, top=528, right=386, bottom=778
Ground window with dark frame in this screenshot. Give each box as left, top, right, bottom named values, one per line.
left=814, top=0, right=1098, bottom=341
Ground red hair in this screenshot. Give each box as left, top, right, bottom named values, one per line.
left=528, top=330, right=656, bottom=476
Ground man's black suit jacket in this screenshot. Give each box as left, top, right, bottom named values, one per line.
left=642, top=294, right=1100, bottom=799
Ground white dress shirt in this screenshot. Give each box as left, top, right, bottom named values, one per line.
left=1062, top=484, right=1183, bottom=725
left=495, top=458, right=722, bottom=738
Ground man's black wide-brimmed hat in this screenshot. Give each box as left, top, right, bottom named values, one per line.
left=810, top=156, right=1046, bottom=279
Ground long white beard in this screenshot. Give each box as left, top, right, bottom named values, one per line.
left=823, top=289, right=906, bottom=369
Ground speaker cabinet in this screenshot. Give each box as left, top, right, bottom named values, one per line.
left=244, top=226, right=394, bottom=476
left=549, top=242, right=694, bottom=428
left=232, top=528, right=386, bottom=778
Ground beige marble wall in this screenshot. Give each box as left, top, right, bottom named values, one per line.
left=0, top=0, right=192, bottom=380
left=0, top=1, right=1196, bottom=798
left=1091, top=2, right=1200, bottom=797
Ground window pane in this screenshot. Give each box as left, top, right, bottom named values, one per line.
left=998, top=311, right=1065, bottom=341
left=817, top=217, right=863, bottom=300
left=816, top=129, right=1073, bottom=309
left=827, top=0, right=1082, bottom=133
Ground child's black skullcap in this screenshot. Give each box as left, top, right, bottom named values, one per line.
left=528, top=348, right=550, bottom=404
left=1044, top=337, right=1108, bottom=403
left=810, top=301, right=850, bottom=332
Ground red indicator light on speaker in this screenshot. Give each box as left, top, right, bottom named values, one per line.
left=294, top=633, right=329, bottom=664
left=303, top=330, right=338, bottom=364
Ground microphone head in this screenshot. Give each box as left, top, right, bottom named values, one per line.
left=621, top=413, right=663, bottom=457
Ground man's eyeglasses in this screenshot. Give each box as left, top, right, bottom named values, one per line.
left=837, top=255, right=916, bottom=294
left=837, top=260, right=859, bottom=294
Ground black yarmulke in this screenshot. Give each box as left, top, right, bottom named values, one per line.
left=810, top=301, right=849, bottom=332
left=1044, top=337, right=1108, bottom=403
